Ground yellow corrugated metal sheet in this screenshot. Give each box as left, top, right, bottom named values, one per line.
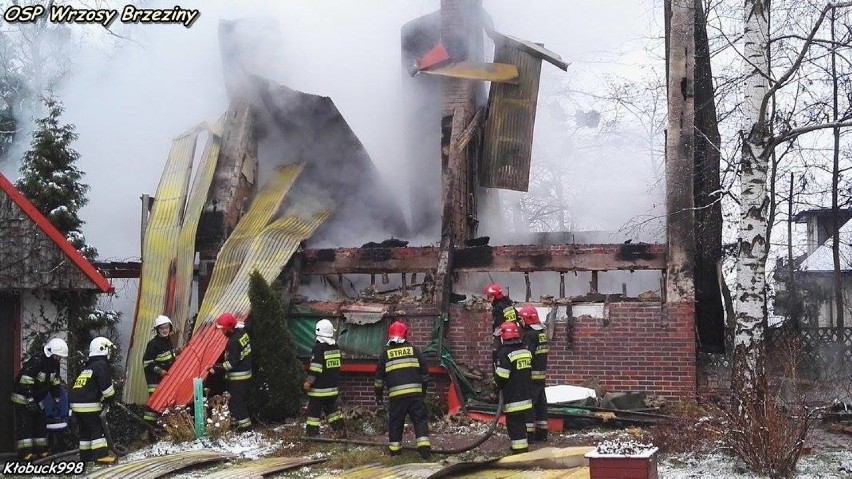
left=83, top=451, right=234, bottom=479
left=124, top=131, right=197, bottom=404
left=421, top=61, right=519, bottom=83
left=194, top=164, right=304, bottom=330
left=316, top=462, right=440, bottom=479
left=203, top=456, right=326, bottom=479
left=173, top=123, right=222, bottom=345
left=480, top=39, right=543, bottom=192
left=317, top=463, right=587, bottom=479
left=448, top=469, right=588, bottom=478
left=205, top=209, right=332, bottom=323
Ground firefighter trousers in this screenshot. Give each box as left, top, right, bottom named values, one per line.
left=227, top=378, right=252, bottom=429
left=506, top=410, right=529, bottom=454
left=13, top=403, right=48, bottom=459
left=525, top=381, right=548, bottom=441
left=305, top=395, right=344, bottom=436
left=387, top=395, right=431, bottom=457
left=75, top=411, right=109, bottom=462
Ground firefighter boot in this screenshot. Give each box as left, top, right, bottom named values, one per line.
left=418, top=446, right=432, bottom=460
left=535, top=428, right=548, bottom=443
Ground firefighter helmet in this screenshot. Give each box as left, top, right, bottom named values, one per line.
left=316, top=319, right=335, bottom=338
left=44, top=338, right=68, bottom=358
left=519, top=305, right=541, bottom=326
left=388, top=321, right=408, bottom=343
left=153, top=315, right=173, bottom=330
left=216, top=313, right=237, bottom=333
left=499, top=321, right=521, bottom=341
left=484, top=283, right=504, bottom=299
left=89, top=337, right=114, bottom=358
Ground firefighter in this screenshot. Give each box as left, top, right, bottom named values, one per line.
left=69, top=337, right=117, bottom=465
left=485, top=283, right=520, bottom=364
left=375, top=321, right=431, bottom=460
left=494, top=321, right=533, bottom=454
left=519, top=305, right=549, bottom=442
left=303, top=319, right=346, bottom=437
left=141, top=315, right=178, bottom=425
left=11, top=337, right=67, bottom=460
left=210, top=312, right=252, bottom=431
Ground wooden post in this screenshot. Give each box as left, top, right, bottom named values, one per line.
left=559, top=272, right=566, bottom=298
left=401, top=273, right=408, bottom=297
left=590, top=271, right=599, bottom=294
left=524, top=272, right=531, bottom=301
left=664, top=0, right=696, bottom=303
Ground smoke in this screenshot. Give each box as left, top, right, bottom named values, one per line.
left=3, top=1, right=665, bottom=348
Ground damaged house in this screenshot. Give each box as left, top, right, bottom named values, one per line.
left=0, top=173, right=113, bottom=452
left=115, top=0, right=722, bottom=416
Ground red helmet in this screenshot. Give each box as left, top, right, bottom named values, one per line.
left=388, top=321, right=408, bottom=342
left=500, top=321, right=520, bottom=341
left=519, top=305, right=540, bottom=326
left=216, top=313, right=237, bottom=333
left=485, top=283, right=504, bottom=299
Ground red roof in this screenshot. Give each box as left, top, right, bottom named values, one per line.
left=0, top=172, right=113, bottom=293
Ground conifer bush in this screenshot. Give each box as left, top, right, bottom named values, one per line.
left=248, top=271, right=305, bottom=422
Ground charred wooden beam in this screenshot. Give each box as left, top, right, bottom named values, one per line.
left=299, top=244, right=665, bottom=275
left=93, top=261, right=142, bottom=279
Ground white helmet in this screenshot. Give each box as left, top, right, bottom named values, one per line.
left=44, top=338, right=68, bottom=358
left=153, top=315, right=173, bottom=330
left=89, top=337, right=114, bottom=358
left=315, top=319, right=335, bottom=338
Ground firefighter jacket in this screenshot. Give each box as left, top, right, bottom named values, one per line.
left=143, top=335, right=176, bottom=388
left=522, top=324, right=549, bottom=382
left=69, top=356, right=115, bottom=413
left=306, top=341, right=341, bottom=398
left=11, top=355, right=61, bottom=406
left=493, top=339, right=533, bottom=413
left=375, top=341, right=428, bottom=400
left=221, top=328, right=252, bottom=381
left=491, top=297, right=519, bottom=333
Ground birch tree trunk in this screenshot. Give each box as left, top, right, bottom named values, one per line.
left=733, top=0, right=770, bottom=404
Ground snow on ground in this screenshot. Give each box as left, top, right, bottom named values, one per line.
left=659, top=450, right=852, bottom=479
left=123, top=430, right=280, bottom=462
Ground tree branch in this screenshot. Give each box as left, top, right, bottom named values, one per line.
left=759, top=2, right=852, bottom=126
left=771, top=120, right=852, bottom=148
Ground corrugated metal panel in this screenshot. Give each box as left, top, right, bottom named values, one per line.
left=149, top=200, right=331, bottom=411
left=421, top=61, right=519, bottom=83
left=124, top=131, right=197, bottom=404
left=173, top=123, right=222, bottom=345
left=203, top=456, right=326, bottom=479
left=431, top=466, right=588, bottom=479
left=338, top=321, right=386, bottom=359
left=480, top=40, right=543, bottom=192
left=194, top=164, right=304, bottom=331
left=488, top=31, right=570, bottom=71
left=83, top=451, right=233, bottom=479
left=316, top=462, right=440, bottom=479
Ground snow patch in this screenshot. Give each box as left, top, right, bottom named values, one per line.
left=660, top=450, right=852, bottom=479
left=123, top=430, right=279, bottom=462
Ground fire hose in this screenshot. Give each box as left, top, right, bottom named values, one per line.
left=301, top=392, right=504, bottom=455
left=100, top=405, right=129, bottom=457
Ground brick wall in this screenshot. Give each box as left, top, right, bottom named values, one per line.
left=331, top=300, right=697, bottom=407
